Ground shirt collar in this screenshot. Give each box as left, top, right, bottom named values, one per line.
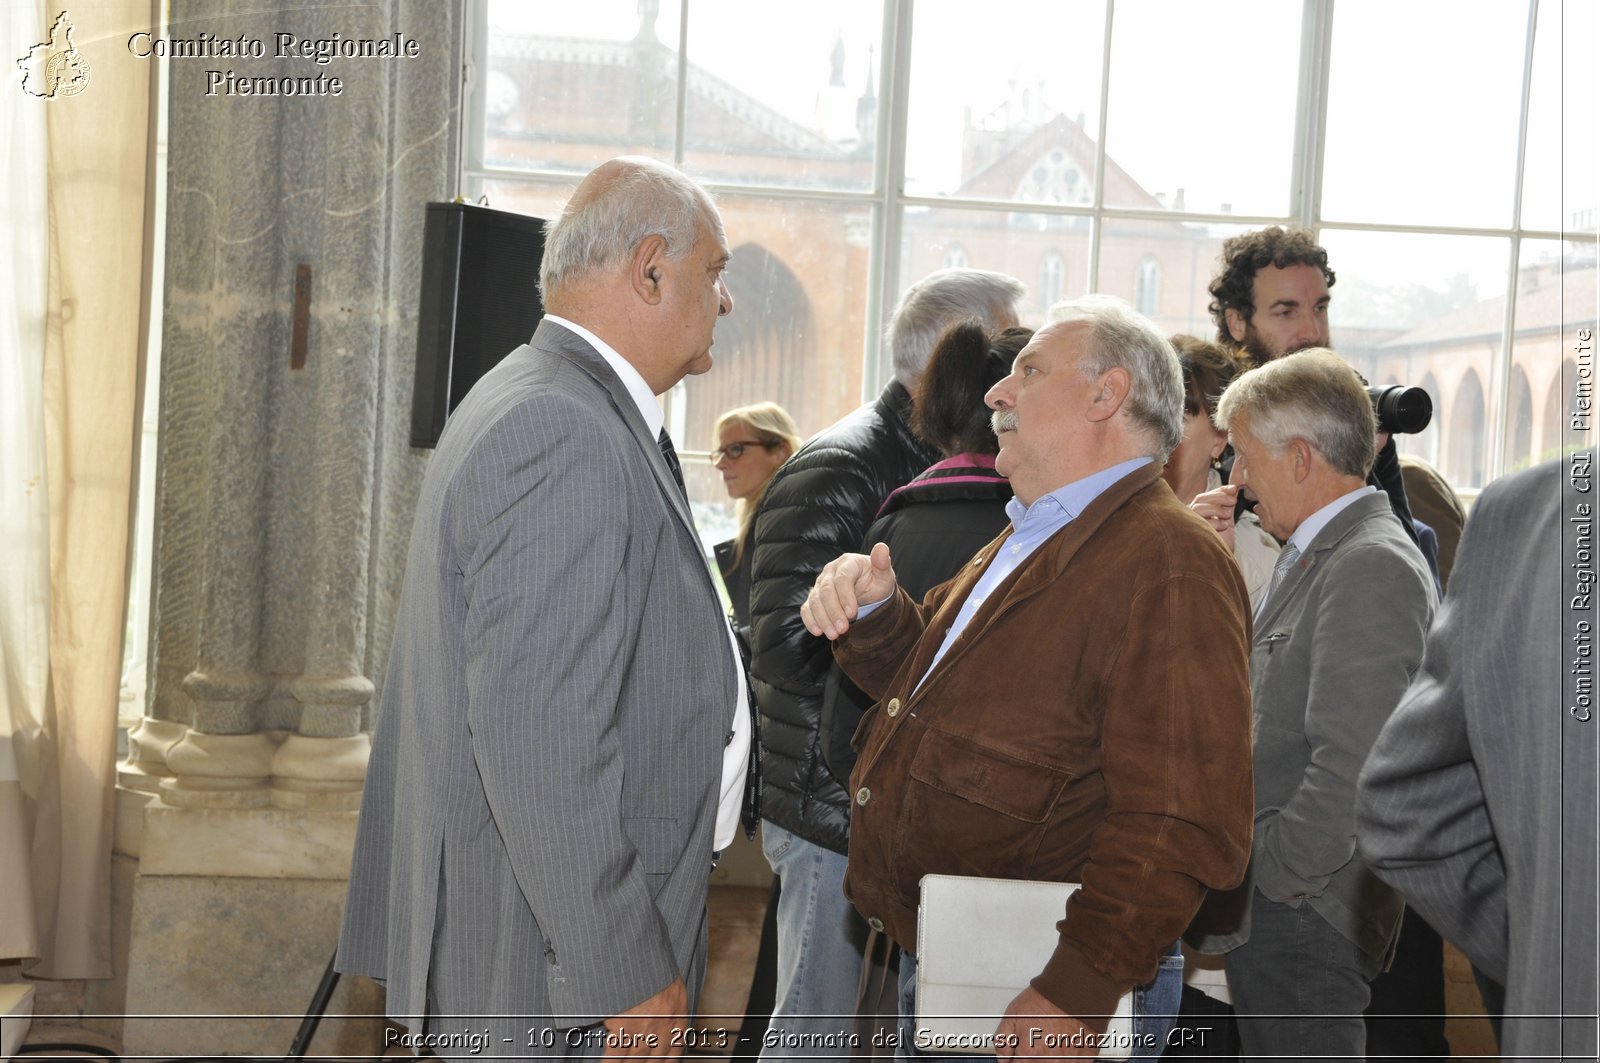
left=544, top=313, right=663, bottom=438
left=1289, top=485, right=1379, bottom=555
left=1004, top=456, right=1154, bottom=530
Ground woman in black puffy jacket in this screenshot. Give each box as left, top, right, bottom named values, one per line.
left=819, top=321, right=1032, bottom=783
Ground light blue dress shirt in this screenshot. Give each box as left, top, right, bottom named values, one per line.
left=857, top=456, right=1153, bottom=696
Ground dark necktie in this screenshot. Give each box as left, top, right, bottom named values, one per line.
left=657, top=428, right=688, bottom=501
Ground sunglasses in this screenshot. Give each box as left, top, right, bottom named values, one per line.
left=711, top=440, right=781, bottom=462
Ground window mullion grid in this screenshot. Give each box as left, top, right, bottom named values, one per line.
left=1491, top=0, right=1541, bottom=481
left=460, top=0, right=489, bottom=199
left=1294, top=0, right=1334, bottom=230
left=1086, top=0, right=1116, bottom=294
left=674, top=2, right=690, bottom=167
left=869, top=0, right=915, bottom=402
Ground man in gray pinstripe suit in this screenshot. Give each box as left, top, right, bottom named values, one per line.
left=338, top=157, right=748, bottom=1060
left=1360, top=458, right=1598, bottom=1061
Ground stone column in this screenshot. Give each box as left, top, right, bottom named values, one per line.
left=119, top=1, right=459, bottom=1053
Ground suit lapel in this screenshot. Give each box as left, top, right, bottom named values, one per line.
left=531, top=319, right=701, bottom=540
left=1255, top=493, right=1393, bottom=631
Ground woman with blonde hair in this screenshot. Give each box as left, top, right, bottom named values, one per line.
left=711, top=401, right=801, bottom=642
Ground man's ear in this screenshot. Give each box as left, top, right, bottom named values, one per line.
left=631, top=234, right=669, bottom=305
left=1224, top=307, right=1248, bottom=344
left=1086, top=366, right=1131, bottom=423
left=1289, top=437, right=1316, bottom=483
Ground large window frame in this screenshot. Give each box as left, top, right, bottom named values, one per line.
left=459, top=0, right=1591, bottom=487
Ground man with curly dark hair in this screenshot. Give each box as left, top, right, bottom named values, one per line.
left=1207, top=226, right=1335, bottom=368
left=1202, top=226, right=1419, bottom=550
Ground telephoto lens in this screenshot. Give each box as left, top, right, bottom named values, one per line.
left=1367, top=385, right=1433, bottom=435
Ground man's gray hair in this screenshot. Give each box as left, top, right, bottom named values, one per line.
left=887, top=269, right=1025, bottom=389
left=1047, top=295, right=1183, bottom=458
left=538, top=162, right=717, bottom=299
left=1215, top=348, right=1376, bottom=478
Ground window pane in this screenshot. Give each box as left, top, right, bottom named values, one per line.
left=1520, top=1, right=1598, bottom=233
left=1104, top=1, right=1300, bottom=217
left=482, top=1, right=685, bottom=177
left=1506, top=239, right=1594, bottom=473
left=477, top=178, right=575, bottom=222
left=1322, top=1, right=1528, bottom=228
left=682, top=0, right=882, bottom=191
left=904, top=1, right=1108, bottom=199
left=1093, top=219, right=1238, bottom=340
left=1319, top=230, right=1512, bottom=492
left=899, top=205, right=1090, bottom=335
left=677, top=195, right=876, bottom=479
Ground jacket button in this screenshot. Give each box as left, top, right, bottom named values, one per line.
left=886, top=698, right=900, bottom=718
left=868, top=917, right=885, bottom=932
left=856, top=786, right=871, bottom=806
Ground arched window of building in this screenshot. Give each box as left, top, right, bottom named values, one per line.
left=1542, top=358, right=1576, bottom=458
left=1507, top=364, right=1533, bottom=469
left=1415, top=372, right=1443, bottom=467
left=1039, top=251, right=1064, bottom=311
left=698, top=242, right=816, bottom=434
left=943, top=244, right=969, bottom=269
left=1446, top=369, right=1487, bottom=489
left=1134, top=257, right=1160, bottom=317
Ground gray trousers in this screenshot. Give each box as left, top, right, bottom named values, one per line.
left=1224, top=892, right=1382, bottom=1062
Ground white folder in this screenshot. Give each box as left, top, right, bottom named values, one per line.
left=915, top=874, right=1135, bottom=1059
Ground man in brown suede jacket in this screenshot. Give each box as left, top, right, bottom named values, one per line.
left=802, top=296, right=1254, bottom=1059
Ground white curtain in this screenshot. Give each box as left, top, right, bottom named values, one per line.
left=0, top=0, right=153, bottom=978
left=0, top=0, right=50, bottom=966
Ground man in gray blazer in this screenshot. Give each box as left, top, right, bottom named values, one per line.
left=338, top=156, right=747, bottom=1060
left=1211, top=349, right=1437, bottom=1059
left=1359, top=458, right=1598, bottom=1060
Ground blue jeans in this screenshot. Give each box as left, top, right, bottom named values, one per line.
left=894, top=941, right=1184, bottom=1060
left=1224, top=893, right=1380, bottom=1063
left=759, top=822, right=870, bottom=1060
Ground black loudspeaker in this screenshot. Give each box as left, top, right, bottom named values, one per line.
left=410, top=201, right=547, bottom=448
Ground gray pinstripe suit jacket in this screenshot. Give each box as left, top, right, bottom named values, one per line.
left=338, top=319, right=737, bottom=1054
left=1359, top=459, right=1598, bottom=1060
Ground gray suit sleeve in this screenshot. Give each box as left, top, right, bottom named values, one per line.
left=1357, top=524, right=1512, bottom=983
left=1254, top=542, right=1434, bottom=901
left=455, top=396, right=679, bottom=1019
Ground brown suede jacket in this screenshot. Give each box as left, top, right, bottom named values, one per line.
left=836, top=463, right=1254, bottom=1031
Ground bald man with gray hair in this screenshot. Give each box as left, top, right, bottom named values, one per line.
left=341, top=156, right=747, bottom=1061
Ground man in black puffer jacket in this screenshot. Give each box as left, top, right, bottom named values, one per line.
left=747, top=269, right=1024, bottom=1055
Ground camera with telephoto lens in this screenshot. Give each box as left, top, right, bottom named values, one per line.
left=1367, top=385, right=1432, bottom=435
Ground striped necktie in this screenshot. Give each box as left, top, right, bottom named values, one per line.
left=1256, top=542, right=1301, bottom=620
left=657, top=428, right=688, bottom=501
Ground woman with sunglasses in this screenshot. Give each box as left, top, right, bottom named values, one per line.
left=711, top=401, right=801, bottom=647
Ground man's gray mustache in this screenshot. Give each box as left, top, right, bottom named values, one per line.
left=991, top=411, right=1018, bottom=434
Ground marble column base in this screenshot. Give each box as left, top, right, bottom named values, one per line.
left=117, top=717, right=189, bottom=795
left=160, top=731, right=276, bottom=808
left=139, top=799, right=360, bottom=880
left=118, top=790, right=380, bottom=1057
left=122, top=874, right=383, bottom=1058
left=271, top=733, right=370, bottom=811
left=151, top=729, right=371, bottom=810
